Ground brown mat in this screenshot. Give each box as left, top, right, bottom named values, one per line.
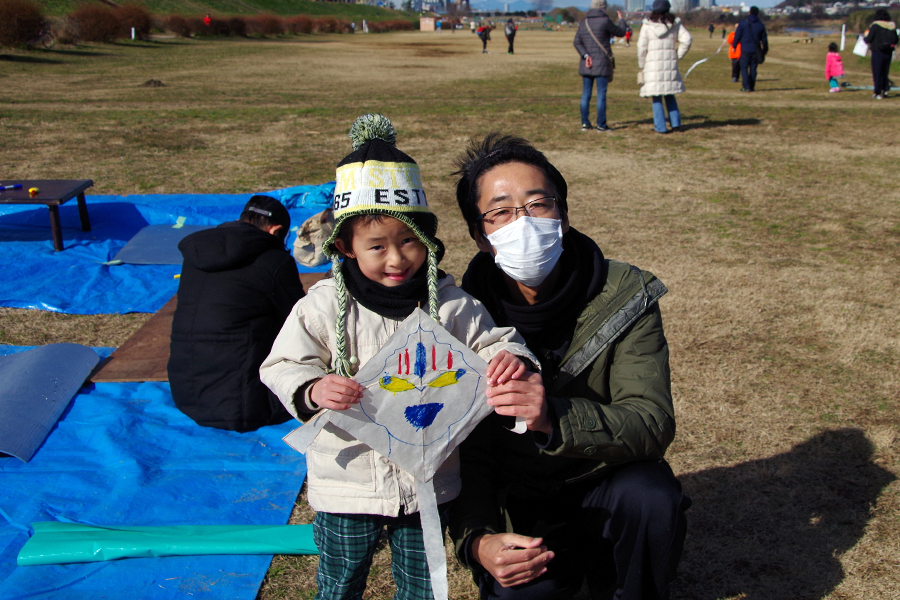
left=90, top=271, right=328, bottom=383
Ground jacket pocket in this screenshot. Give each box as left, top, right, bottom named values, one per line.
left=307, top=425, right=377, bottom=491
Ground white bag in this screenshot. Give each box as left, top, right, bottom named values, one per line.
left=852, top=35, right=868, bottom=57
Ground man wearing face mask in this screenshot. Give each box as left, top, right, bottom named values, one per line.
left=449, top=133, right=689, bottom=600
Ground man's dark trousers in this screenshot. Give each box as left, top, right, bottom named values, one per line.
left=473, top=459, right=690, bottom=600
left=739, top=51, right=759, bottom=91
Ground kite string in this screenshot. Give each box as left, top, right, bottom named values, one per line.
left=684, top=38, right=730, bottom=79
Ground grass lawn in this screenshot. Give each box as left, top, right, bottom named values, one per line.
left=1, top=25, right=899, bottom=600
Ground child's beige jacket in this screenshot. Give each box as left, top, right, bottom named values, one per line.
left=260, top=275, right=536, bottom=517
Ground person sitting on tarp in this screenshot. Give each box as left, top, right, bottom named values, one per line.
left=168, top=195, right=305, bottom=432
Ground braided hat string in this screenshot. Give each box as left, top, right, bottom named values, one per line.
left=331, top=254, right=354, bottom=379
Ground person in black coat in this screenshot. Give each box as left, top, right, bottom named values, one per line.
left=168, top=195, right=305, bottom=432
left=732, top=6, right=768, bottom=92
left=863, top=9, right=898, bottom=99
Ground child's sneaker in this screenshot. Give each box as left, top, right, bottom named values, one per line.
left=829, top=87, right=840, bottom=93
left=581, top=122, right=593, bottom=131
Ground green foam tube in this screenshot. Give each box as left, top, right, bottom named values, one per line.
left=18, top=522, right=317, bottom=566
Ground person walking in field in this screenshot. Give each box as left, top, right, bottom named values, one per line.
left=863, top=9, right=898, bottom=99
left=637, top=0, right=692, bottom=134
left=824, top=42, right=844, bottom=93
left=573, top=0, right=627, bottom=131
left=732, top=6, right=768, bottom=92
left=505, top=18, right=517, bottom=54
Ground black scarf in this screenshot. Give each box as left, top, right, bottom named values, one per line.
left=461, top=228, right=606, bottom=373
left=341, top=258, right=445, bottom=320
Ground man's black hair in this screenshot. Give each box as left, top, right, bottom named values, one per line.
left=452, top=132, right=568, bottom=239
left=749, top=6, right=759, bottom=16
left=240, top=195, right=291, bottom=241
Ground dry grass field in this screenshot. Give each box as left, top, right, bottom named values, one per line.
left=1, top=24, right=899, bottom=600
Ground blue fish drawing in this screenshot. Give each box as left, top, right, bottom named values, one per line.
left=405, top=403, right=444, bottom=431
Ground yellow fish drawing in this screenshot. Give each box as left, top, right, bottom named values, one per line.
left=427, top=369, right=465, bottom=389
left=379, top=376, right=416, bottom=394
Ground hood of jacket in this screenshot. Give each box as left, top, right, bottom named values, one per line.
left=179, top=221, right=285, bottom=273
left=585, top=8, right=609, bottom=19
left=872, top=20, right=897, bottom=30
left=641, top=18, right=680, bottom=38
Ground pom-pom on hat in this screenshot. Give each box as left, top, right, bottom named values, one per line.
left=325, top=114, right=443, bottom=378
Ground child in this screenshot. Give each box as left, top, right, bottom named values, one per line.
left=260, top=114, right=537, bottom=600
left=825, top=42, right=844, bottom=93
left=727, top=23, right=741, bottom=83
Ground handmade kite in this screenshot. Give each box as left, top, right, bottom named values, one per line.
left=283, top=308, right=496, bottom=600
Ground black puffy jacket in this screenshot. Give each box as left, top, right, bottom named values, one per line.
left=168, top=221, right=305, bottom=432
left=865, top=20, right=898, bottom=54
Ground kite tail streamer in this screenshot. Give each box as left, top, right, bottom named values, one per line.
left=416, top=477, right=448, bottom=600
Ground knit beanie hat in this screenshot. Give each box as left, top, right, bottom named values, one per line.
left=651, top=0, right=671, bottom=12
left=324, top=114, right=442, bottom=377
left=590, top=0, right=608, bottom=10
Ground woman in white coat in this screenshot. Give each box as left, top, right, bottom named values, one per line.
left=637, top=0, right=692, bottom=134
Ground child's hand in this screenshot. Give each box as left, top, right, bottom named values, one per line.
left=310, top=374, right=364, bottom=411
left=486, top=351, right=526, bottom=386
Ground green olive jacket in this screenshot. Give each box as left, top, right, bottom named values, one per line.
left=450, top=259, right=674, bottom=560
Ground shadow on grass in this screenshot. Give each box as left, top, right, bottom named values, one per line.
left=0, top=54, right=64, bottom=64
left=679, top=118, right=761, bottom=131
left=614, top=117, right=761, bottom=130
left=37, top=48, right=116, bottom=57
left=758, top=87, right=815, bottom=92
left=675, top=428, right=895, bottom=600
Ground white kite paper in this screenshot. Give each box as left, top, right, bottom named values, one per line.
left=331, top=307, right=492, bottom=480
left=283, top=308, right=497, bottom=600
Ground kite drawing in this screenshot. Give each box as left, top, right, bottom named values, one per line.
left=325, top=307, right=493, bottom=481
left=283, top=308, right=498, bottom=600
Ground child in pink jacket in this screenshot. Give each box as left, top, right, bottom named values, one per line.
left=825, top=42, right=844, bottom=93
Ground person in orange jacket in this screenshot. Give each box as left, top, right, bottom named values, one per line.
left=726, top=23, right=740, bottom=83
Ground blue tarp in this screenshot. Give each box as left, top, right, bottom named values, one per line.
left=0, top=184, right=334, bottom=315
left=0, top=346, right=308, bottom=600
left=0, top=344, right=101, bottom=463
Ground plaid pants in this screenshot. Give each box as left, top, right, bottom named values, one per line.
left=313, top=509, right=447, bottom=600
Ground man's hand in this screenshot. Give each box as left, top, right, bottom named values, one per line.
left=472, top=533, right=554, bottom=588
left=585, top=55, right=593, bottom=69
left=310, top=374, right=364, bottom=411
left=486, top=350, right=526, bottom=386
left=485, top=371, right=550, bottom=434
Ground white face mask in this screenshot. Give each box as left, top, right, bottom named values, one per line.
left=485, top=216, right=564, bottom=287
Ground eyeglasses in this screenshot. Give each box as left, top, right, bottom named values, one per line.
left=477, top=197, right=559, bottom=228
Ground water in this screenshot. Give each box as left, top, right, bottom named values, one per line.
left=785, top=26, right=842, bottom=36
